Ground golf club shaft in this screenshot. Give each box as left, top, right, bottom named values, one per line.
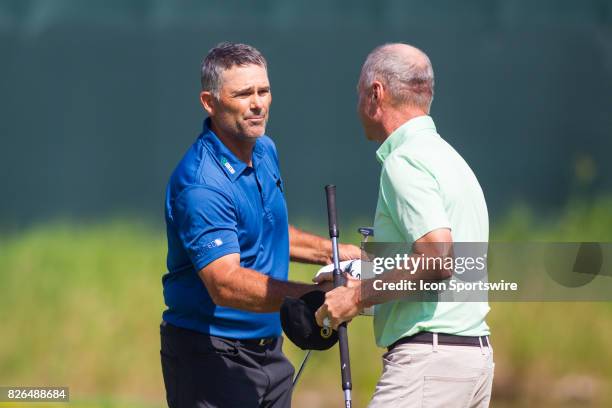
left=331, top=236, right=346, bottom=289
left=292, top=350, right=312, bottom=386
left=325, top=185, right=353, bottom=407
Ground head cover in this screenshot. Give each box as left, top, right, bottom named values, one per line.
left=280, top=290, right=338, bottom=351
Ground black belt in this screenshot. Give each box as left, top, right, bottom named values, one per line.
left=238, top=337, right=277, bottom=347
left=161, top=321, right=277, bottom=347
left=388, top=332, right=490, bottom=351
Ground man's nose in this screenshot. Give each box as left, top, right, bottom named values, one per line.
left=250, top=94, right=264, bottom=111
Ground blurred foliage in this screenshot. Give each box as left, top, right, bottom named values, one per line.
left=1, top=197, right=612, bottom=407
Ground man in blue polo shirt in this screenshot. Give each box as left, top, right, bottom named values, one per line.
left=160, top=42, right=360, bottom=408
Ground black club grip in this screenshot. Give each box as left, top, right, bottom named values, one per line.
left=325, top=185, right=339, bottom=238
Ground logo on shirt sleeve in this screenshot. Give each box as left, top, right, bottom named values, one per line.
left=205, top=238, right=224, bottom=249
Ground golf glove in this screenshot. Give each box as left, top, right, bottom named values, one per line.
left=315, top=260, right=375, bottom=316
left=315, top=260, right=362, bottom=280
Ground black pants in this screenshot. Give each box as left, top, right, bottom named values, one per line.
left=160, top=322, right=294, bottom=408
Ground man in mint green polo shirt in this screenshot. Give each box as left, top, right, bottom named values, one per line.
left=315, top=43, right=494, bottom=407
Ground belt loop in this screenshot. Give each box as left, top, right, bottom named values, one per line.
left=478, top=336, right=485, bottom=355
left=485, top=336, right=492, bottom=354
left=432, top=332, right=439, bottom=352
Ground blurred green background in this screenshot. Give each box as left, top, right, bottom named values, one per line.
left=1, top=1, right=611, bottom=407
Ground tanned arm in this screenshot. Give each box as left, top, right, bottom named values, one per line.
left=289, top=225, right=361, bottom=265
left=315, top=228, right=454, bottom=329
left=358, top=228, right=453, bottom=308
left=199, top=253, right=322, bottom=313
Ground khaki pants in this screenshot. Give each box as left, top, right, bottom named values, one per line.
left=368, top=335, right=494, bottom=408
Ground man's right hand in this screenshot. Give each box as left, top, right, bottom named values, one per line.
left=314, top=279, right=335, bottom=292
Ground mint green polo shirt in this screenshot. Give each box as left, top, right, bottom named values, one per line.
left=373, top=115, right=490, bottom=348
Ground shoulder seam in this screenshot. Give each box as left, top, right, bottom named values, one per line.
left=195, top=141, right=211, bottom=183
left=171, top=184, right=237, bottom=225
left=174, top=183, right=233, bottom=205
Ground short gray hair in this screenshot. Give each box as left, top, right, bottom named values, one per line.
left=200, top=42, right=267, bottom=97
left=359, top=43, right=434, bottom=110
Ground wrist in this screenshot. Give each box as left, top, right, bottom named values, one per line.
left=319, top=240, right=333, bottom=264
left=353, top=280, right=366, bottom=310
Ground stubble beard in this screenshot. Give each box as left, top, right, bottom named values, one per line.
left=238, top=116, right=267, bottom=140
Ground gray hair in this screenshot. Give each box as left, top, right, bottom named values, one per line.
left=359, top=43, right=434, bottom=110
left=200, top=42, right=267, bottom=97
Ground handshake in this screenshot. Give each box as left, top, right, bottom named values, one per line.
left=281, top=259, right=374, bottom=353
left=314, top=260, right=374, bottom=316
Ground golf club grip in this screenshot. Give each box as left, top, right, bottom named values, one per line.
left=325, top=185, right=339, bottom=238
left=337, top=324, right=352, bottom=391
left=333, top=268, right=346, bottom=288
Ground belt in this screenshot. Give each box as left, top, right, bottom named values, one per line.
left=161, top=321, right=277, bottom=347
left=239, top=337, right=277, bottom=347
left=388, top=332, right=490, bottom=351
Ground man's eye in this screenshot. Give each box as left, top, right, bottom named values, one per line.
left=258, top=90, right=269, bottom=96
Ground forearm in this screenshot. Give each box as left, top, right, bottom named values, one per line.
left=201, top=265, right=316, bottom=313
left=359, top=255, right=452, bottom=309
left=289, top=225, right=333, bottom=265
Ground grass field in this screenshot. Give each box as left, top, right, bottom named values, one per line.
left=1, top=197, right=611, bottom=407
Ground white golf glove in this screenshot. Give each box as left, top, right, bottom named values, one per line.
left=315, top=260, right=374, bottom=316
left=315, top=260, right=362, bottom=280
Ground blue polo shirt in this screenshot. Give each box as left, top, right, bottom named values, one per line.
left=162, top=119, right=289, bottom=339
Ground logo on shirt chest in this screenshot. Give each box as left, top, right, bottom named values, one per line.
left=220, top=156, right=235, bottom=175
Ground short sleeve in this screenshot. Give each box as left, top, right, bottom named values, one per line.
left=381, top=154, right=451, bottom=242
left=173, top=186, right=241, bottom=271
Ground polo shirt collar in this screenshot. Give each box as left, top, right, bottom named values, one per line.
left=376, top=115, right=437, bottom=163
left=200, top=118, right=263, bottom=182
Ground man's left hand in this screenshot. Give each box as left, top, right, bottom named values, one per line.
left=315, top=282, right=362, bottom=330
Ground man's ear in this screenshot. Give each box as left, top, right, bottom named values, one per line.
left=367, top=81, right=385, bottom=118
left=371, top=81, right=384, bottom=103
left=200, top=91, right=215, bottom=115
